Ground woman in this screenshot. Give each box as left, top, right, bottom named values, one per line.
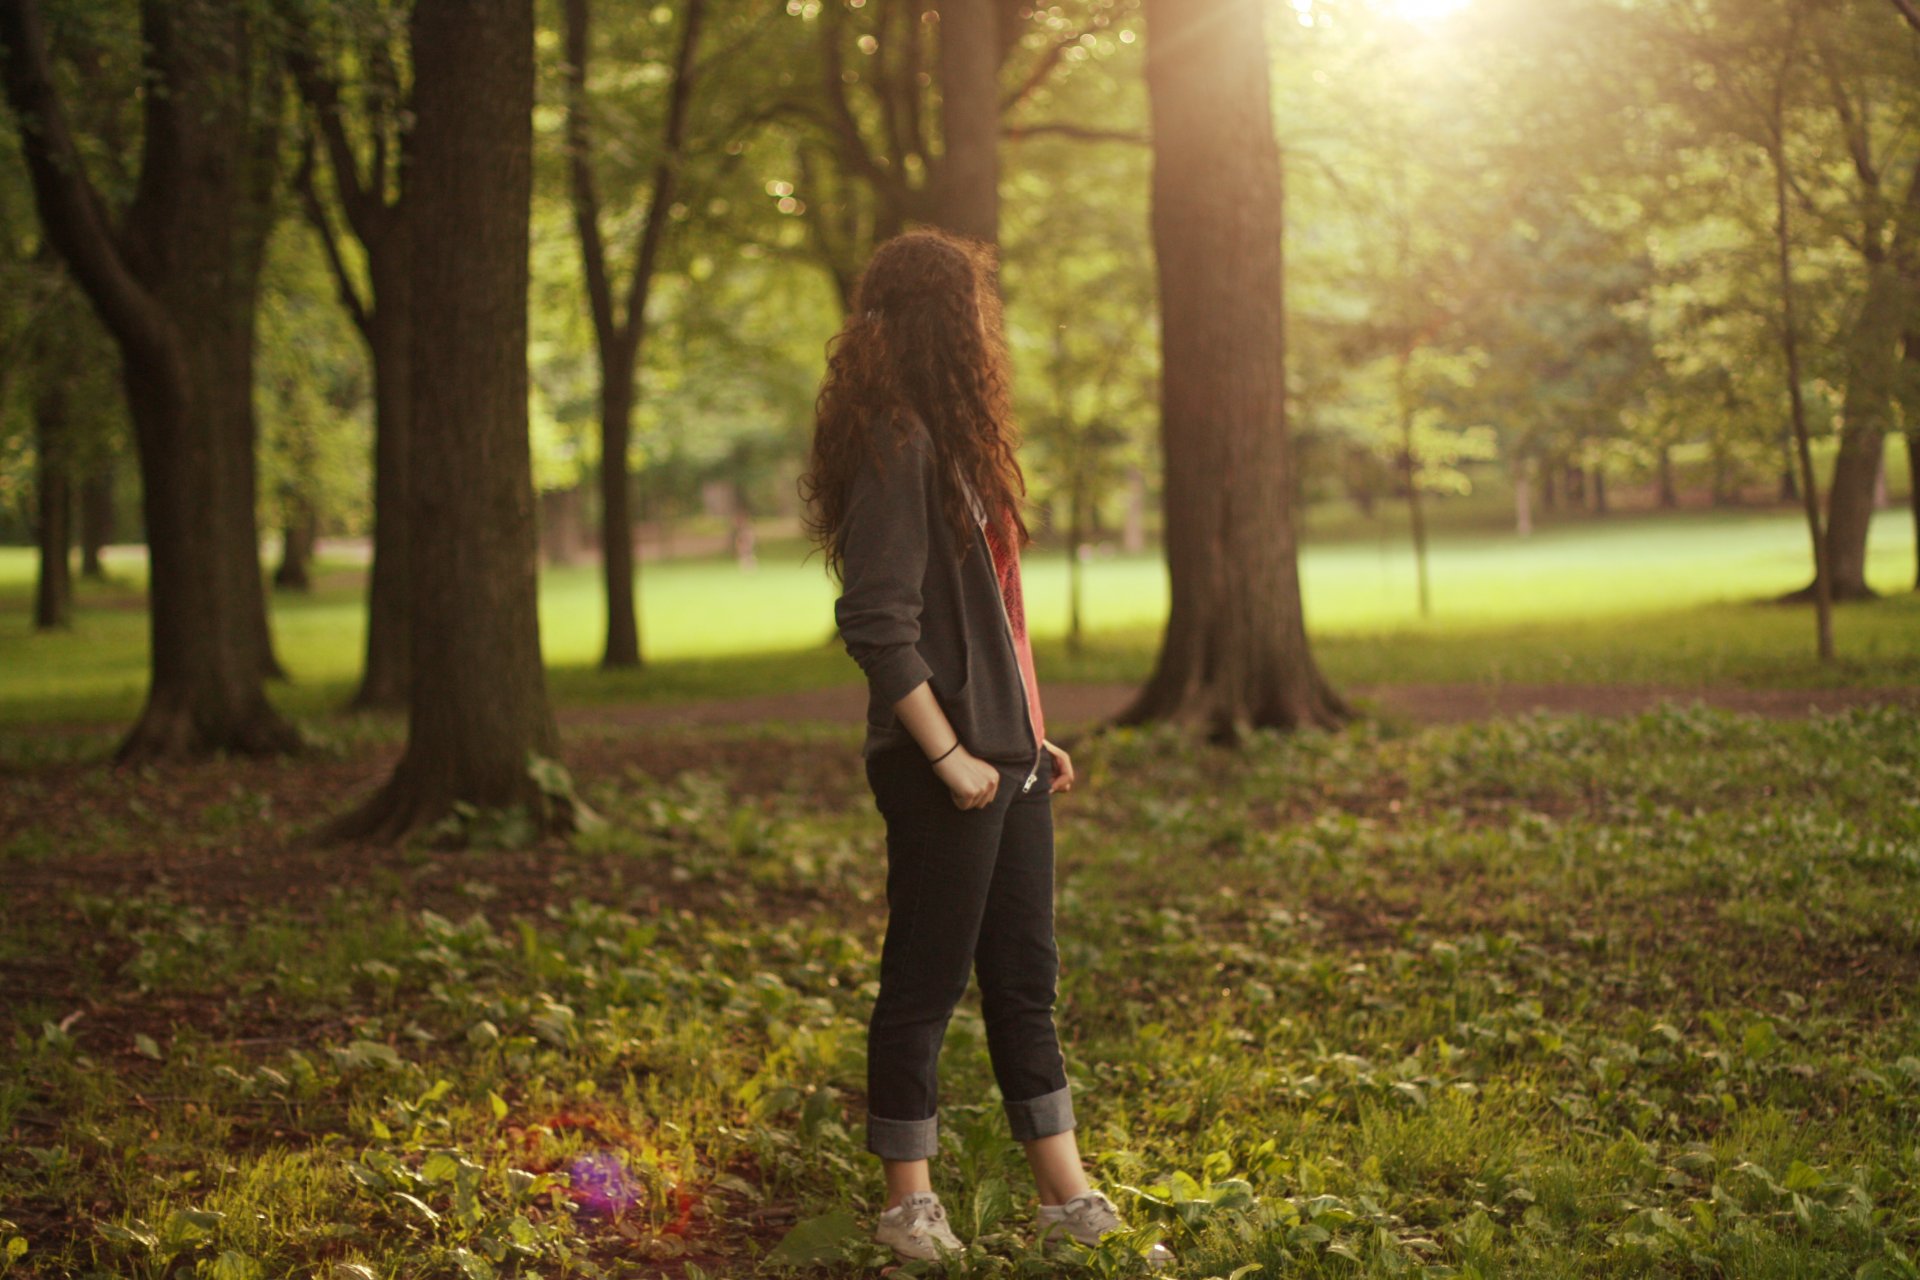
left=803, top=228, right=1169, bottom=1267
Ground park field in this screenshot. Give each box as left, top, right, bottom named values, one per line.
left=1, top=504, right=1917, bottom=730
left=2, top=500, right=1918, bottom=1275
left=3, top=706, right=1918, bottom=1275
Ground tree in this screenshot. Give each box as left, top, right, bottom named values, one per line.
left=1, top=0, right=297, bottom=759
left=1120, top=0, right=1346, bottom=737
left=563, top=0, right=707, bottom=669
left=326, top=0, right=569, bottom=842
left=284, top=0, right=415, bottom=708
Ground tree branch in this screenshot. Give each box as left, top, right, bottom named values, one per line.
left=819, top=1, right=903, bottom=198
left=1003, top=120, right=1148, bottom=145
left=293, top=143, right=370, bottom=336
left=563, top=0, right=617, bottom=347
left=278, top=4, right=375, bottom=237
left=0, top=0, right=173, bottom=371
left=620, top=0, right=709, bottom=351
left=1891, top=0, right=1920, bottom=35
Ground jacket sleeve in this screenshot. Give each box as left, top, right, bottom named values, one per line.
left=834, top=426, right=936, bottom=707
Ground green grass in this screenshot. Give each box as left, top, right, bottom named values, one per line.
left=3, top=708, right=1918, bottom=1275
left=1, top=504, right=1916, bottom=726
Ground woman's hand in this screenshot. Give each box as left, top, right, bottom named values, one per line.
left=933, top=745, right=1000, bottom=809
left=1043, top=739, right=1074, bottom=794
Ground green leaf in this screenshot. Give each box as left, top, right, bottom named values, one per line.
left=489, top=1090, right=509, bottom=1120
left=767, top=1210, right=863, bottom=1264
left=132, top=1033, right=163, bottom=1060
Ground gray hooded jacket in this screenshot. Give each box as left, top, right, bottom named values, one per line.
left=832, top=413, right=1045, bottom=786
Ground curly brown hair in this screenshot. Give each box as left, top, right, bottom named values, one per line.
left=801, top=228, right=1029, bottom=580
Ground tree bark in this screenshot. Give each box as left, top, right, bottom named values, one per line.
left=1904, top=331, right=1920, bottom=591
left=935, top=0, right=1000, bottom=244
left=354, top=259, right=414, bottom=708
left=565, top=0, right=707, bottom=670
left=1513, top=456, right=1533, bottom=537
left=285, top=11, right=415, bottom=710
left=274, top=498, right=317, bottom=592
left=326, top=0, right=563, bottom=843
left=80, top=461, right=112, bottom=578
left=1767, top=65, right=1833, bottom=660
left=34, top=376, right=73, bottom=630
left=1657, top=444, right=1678, bottom=508
left=1, top=0, right=297, bottom=758
left=1119, top=0, right=1346, bottom=738
left=1816, top=258, right=1902, bottom=600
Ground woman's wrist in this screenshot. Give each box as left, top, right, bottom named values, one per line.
left=928, top=739, right=962, bottom=765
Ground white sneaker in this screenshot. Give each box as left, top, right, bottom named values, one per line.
left=1037, top=1189, right=1174, bottom=1269
left=874, top=1190, right=964, bottom=1262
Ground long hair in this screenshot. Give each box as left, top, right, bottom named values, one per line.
left=802, top=228, right=1029, bottom=580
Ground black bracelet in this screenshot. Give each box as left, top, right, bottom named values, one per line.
left=929, top=739, right=961, bottom=765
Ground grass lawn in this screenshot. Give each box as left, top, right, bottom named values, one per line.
left=1, top=505, right=1916, bottom=728
left=2, top=709, right=1917, bottom=1275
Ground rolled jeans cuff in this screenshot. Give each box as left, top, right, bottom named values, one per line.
left=1004, top=1084, right=1075, bottom=1143
left=865, top=1111, right=939, bottom=1161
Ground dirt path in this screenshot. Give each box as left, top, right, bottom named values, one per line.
left=559, top=680, right=1920, bottom=731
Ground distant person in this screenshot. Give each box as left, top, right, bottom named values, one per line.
left=802, top=228, right=1170, bottom=1268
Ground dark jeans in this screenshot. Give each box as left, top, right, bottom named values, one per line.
left=861, top=744, right=1075, bottom=1161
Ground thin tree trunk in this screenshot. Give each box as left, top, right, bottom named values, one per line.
left=1398, top=350, right=1430, bottom=618
left=1908, top=427, right=1919, bottom=591
left=1, top=0, right=298, bottom=758
left=1817, top=258, right=1902, bottom=600
left=284, top=13, right=415, bottom=710
left=564, top=0, right=707, bottom=670
left=1513, top=456, right=1533, bottom=537
left=326, top=0, right=562, bottom=843
left=353, top=264, right=413, bottom=708
left=80, top=461, right=112, bottom=578
left=1905, top=332, right=1920, bottom=591
left=1593, top=462, right=1608, bottom=515
left=34, top=377, right=73, bottom=630
left=1119, top=0, right=1346, bottom=738
left=1768, top=79, right=1832, bottom=660
left=274, top=497, right=316, bottom=592
left=1657, top=444, right=1678, bottom=509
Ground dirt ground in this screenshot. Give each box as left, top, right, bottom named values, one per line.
left=559, top=679, right=1920, bottom=732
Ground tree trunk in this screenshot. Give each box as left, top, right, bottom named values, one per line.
left=1, top=0, right=298, bottom=758
left=1397, top=351, right=1430, bottom=618
left=1657, top=444, right=1678, bottom=509
left=1816, top=258, right=1902, bottom=601
left=1593, top=462, right=1608, bottom=515
left=327, top=0, right=563, bottom=843
left=1908, top=428, right=1919, bottom=592
left=34, top=377, right=73, bottom=630
left=274, top=496, right=317, bottom=592
left=1905, top=332, right=1919, bottom=592
left=600, top=360, right=641, bottom=666
left=284, top=9, right=415, bottom=711
left=352, top=257, right=414, bottom=709
left=1119, top=0, right=1346, bottom=738
left=1768, top=100, right=1832, bottom=659
left=564, top=0, right=707, bottom=670
left=1540, top=460, right=1557, bottom=511
left=934, top=0, right=1000, bottom=245
left=1513, top=456, right=1533, bottom=537
left=80, top=461, right=112, bottom=578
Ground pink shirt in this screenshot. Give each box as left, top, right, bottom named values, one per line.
left=983, top=515, right=1045, bottom=751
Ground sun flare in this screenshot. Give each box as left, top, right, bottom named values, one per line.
left=1382, top=0, right=1472, bottom=23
